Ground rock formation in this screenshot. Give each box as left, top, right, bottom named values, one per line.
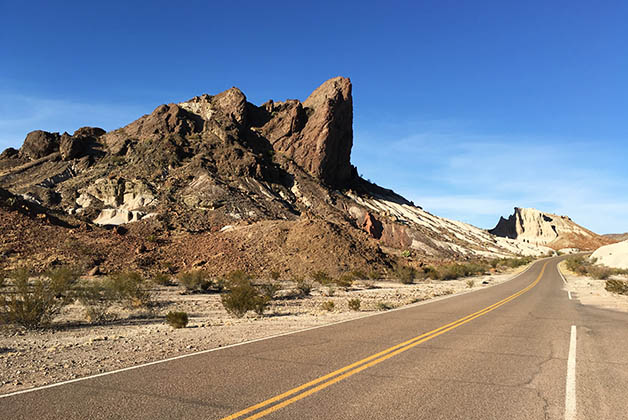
left=591, top=240, right=628, bottom=269
left=490, top=207, right=611, bottom=250
left=0, top=77, right=567, bottom=275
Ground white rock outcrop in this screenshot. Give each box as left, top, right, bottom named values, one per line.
left=591, top=240, right=628, bottom=269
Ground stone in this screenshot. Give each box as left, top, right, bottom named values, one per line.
left=362, top=212, right=383, bottom=239
left=20, top=130, right=60, bottom=160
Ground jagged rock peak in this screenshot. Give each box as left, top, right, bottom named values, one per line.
left=259, top=76, right=355, bottom=187
left=489, top=207, right=606, bottom=250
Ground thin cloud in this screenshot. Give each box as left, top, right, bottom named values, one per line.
left=0, top=93, right=143, bottom=148
left=353, top=121, right=627, bottom=234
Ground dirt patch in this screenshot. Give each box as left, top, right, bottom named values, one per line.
left=559, top=260, right=628, bottom=313
left=0, top=268, right=524, bottom=395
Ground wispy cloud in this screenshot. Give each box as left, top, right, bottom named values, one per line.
left=353, top=120, right=628, bottom=234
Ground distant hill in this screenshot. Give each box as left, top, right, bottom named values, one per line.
left=604, top=233, right=628, bottom=242
left=489, top=207, right=612, bottom=251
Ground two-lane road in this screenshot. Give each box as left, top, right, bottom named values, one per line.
left=2, top=257, right=627, bottom=419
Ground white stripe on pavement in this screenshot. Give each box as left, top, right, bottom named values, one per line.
left=565, top=325, right=577, bottom=420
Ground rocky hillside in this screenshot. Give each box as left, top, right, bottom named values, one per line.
left=604, top=233, right=628, bottom=242
left=490, top=207, right=612, bottom=250
left=0, top=77, right=552, bottom=275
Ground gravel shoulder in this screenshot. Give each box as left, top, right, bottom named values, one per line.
left=1, top=267, right=527, bottom=395
left=559, top=260, right=628, bottom=313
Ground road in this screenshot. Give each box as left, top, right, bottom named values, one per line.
left=1, top=257, right=627, bottom=419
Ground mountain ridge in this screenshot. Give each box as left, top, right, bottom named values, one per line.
left=0, top=77, right=561, bottom=275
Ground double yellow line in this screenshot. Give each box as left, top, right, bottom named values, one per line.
left=221, top=262, right=548, bottom=420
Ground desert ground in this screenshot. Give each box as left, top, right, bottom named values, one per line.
left=559, top=260, right=628, bottom=313
left=0, top=267, right=527, bottom=395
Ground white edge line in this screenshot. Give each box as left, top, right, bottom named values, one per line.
left=0, top=257, right=547, bottom=399
left=565, top=325, right=577, bottom=420
left=557, top=263, right=568, bottom=285
left=568, top=291, right=572, bottom=300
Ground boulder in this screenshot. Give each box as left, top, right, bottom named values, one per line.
left=59, top=133, right=85, bottom=160
left=0, top=147, right=19, bottom=159
left=20, top=130, right=60, bottom=160
left=362, top=212, right=383, bottom=239
left=73, top=127, right=105, bottom=138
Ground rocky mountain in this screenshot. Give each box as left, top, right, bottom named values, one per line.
left=490, top=207, right=612, bottom=251
left=0, top=77, right=553, bottom=276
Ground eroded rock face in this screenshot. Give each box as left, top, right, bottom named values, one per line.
left=260, top=77, right=355, bottom=187
left=20, top=130, right=60, bottom=160
left=490, top=207, right=609, bottom=250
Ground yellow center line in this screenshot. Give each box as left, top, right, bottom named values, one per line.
left=221, top=262, right=548, bottom=420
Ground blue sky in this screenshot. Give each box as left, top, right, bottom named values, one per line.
left=1, top=1, right=626, bottom=233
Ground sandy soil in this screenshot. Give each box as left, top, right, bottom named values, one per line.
left=0, top=268, right=527, bottom=395
left=559, top=260, right=628, bottom=312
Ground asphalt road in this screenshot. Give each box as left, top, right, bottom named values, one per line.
left=1, top=257, right=627, bottom=419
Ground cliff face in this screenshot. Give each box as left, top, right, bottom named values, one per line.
left=490, top=207, right=612, bottom=250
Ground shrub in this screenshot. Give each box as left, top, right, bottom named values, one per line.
left=466, top=279, right=475, bottom=288
left=565, top=256, right=588, bottom=275
left=295, top=278, right=312, bottom=296
left=259, top=281, right=281, bottom=300
left=311, top=271, right=332, bottom=285
left=1, top=267, right=78, bottom=328
left=422, top=266, right=440, bottom=280
left=335, top=272, right=355, bottom=289
left=376, top=302, right=393, bottom=311
left=367, top=270, right=382, bottom=280
left=75, top=279, right=116, bottom=323
left=269, top=271, right=281, bottom=281
left=221, top=273, right=269, bottom=317
left=351, top=269, right=367, bottom=280
left=321, top=300, right=335, bottom=311
left=151, top=273, right=172, bottom=286
left=178, top=270, right=211, bottom=293
left=348, top=298, right=361, bottom=311
left=395, top=264, right=416, bottom=284
left=606, top=279, right=628, bottom=295
left=588, top=265, right=613, bottom=280
left=106, top=272, right=153, bottom=308
left=166, top=311, right=189, bottom=328
left=401, top=250, right=411, bottom=258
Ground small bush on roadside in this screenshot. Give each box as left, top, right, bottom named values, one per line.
left=166, top=311, right=189, bottom=328
left=348, top=298, right=361, bottom=311
left=1, top=267, right=78, bottom=328
left=321, top=300, right=335, bottom=311
left=605, top=279, right=628, bottom=295
left=221, top=272, right=270, bottom=317
left=422, top=266, right=440, bottom=280
left=376, top=302, right=393, bottom=311
left=75, top=279, right=116, bottom=323
left=311, top=271, right=332, bottom=285
left=335, top=272, right=355, bottom=289
left=351, top=270, right=367, bottom=280
left=395, top=264, right=416, bottom=284
left=588, top=265, right=613, bottom=280
left=259, top=281, right=281, bottom=300
left=178, top=270, right=212, bottom=293
left=466, top=279, right=475, bottom=288
left=151, top=273, right=172, bottom=286
left=367, top=270, right=382, bottom=280
left=295, top=278, right=312, bottom=296
left=106, top=272, right=153, bottom=308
